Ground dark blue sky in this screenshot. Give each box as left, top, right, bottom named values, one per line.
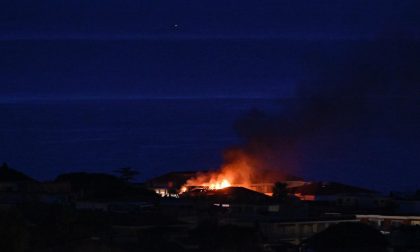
left=1, top=0, right=419, bottom=40
left=0, top=0, right=419, bottom=99
left=0, top=1, right=419, bottom=191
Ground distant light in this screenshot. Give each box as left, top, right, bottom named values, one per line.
left=213, top=203, right=230, bottom=208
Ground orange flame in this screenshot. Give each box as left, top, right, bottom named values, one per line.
left=208, top=179, right=231, bottom=190
left=181, top=148, right=294, bottom=195
left=183, top=149, right=254, bottom=191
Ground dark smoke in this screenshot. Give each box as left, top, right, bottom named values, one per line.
left=230, top=34, right=420, bottom=183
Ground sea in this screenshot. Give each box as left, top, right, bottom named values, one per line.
left=0, top=97, right=418, bottom=192
left=0, top=97, right=283, bottom=181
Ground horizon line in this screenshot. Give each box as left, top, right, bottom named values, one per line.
left=0, top=94, right=287, bottom=103
left=0, top=32, right=389, bottom=42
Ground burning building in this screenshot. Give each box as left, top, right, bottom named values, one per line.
left=145, top=171, right=198, bottom=197
left=145, top=141, right=305, bottom=197
left=180, top=149, right=304, bottom=196
left=147, top=164, right=304, bottom=197
left=182, top=169, right=304, bottom=196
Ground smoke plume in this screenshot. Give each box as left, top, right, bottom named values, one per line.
left=226, top=34, right=419, bottom=182
left=187, top=33, right=419, bottom=188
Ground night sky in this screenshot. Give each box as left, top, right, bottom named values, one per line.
left=0, top=0, right=419, bottom=191
left=1, top=0, right=420, bottom=97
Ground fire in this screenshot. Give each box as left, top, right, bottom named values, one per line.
left=181, top=149, right=294, bottom=195
left=208, top=179, right=231, bottom=190
left=180, top=148, right=293, bottom=196
left=181, top=150, right=254, bottom=193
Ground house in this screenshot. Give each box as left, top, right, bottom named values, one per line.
left=0, top=163, right=40, bottom=208
left=38, top=181, right=72, bottom=204
left=300, top=222, right=388, bottom=252
left=259, top=217, right=359, bottom=244
left=289, top=182, right=390, bottom=210
left=0, top=162, right=38, bottom=190
left=290, top=182, right=375, bottom=201
left=0, top=163, right=74, bottom=206
left=238, top=171, right=306, bottom=196
left=189, top=185, right=272, bottom=201
left=76, top=200, right=153, bottom=213
left=145, top=171, right=199, bottom=197
left=147, top=170, right=306, bottom=197
left=55, top=172, right=158, bottom=201
left=357, top=214, right=420, bottom=232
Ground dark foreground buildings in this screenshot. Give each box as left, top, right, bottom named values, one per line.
left=1, top=164, right=420, bottom=252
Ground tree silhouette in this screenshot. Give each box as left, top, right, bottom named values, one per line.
left=113, top=167, right=139, bottom=182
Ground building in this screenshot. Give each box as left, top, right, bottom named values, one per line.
left=0, top=163, right=40, bottom=208
left=289, top=181, right=391, bottom=210
left=76, top=200, right=153, bottom=213
left=260, top=217, right=359, bottom=244
left=146, top=170, right=306, bottom=197
left=300, top=222, right=388, bottom=252
left=145, top=171, right=199, bottom=197
left=0, top=163, right=73, bottom=207
left=357, top=214, right=420, bottom=232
